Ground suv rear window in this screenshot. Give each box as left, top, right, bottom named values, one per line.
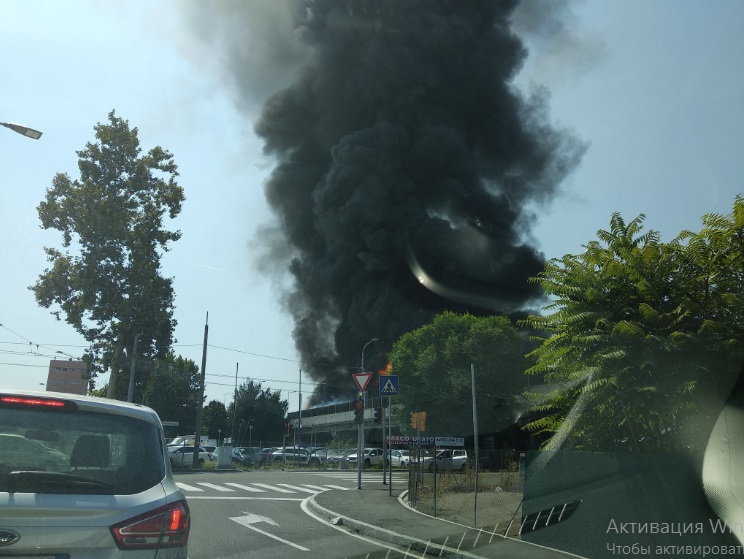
left=0, top=403, right=164, bottom=496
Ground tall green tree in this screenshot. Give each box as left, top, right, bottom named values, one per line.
left=523, top=199, right=744, bottom=456
left=387, top=311, right=535, bottom=436
left=143, top=354, right=202, bottom=433
left=31, top=111, right=184, bottom=399
left=228, top=380, right=288, bottom=445
left=201, top=400, right=228, bottom=442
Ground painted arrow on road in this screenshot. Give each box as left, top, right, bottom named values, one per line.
left=230, top=512, right=310, bottom=551
left=231, top=512, right=279, bottom=526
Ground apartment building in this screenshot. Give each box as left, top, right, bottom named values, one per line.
left=46, top=359, right=88, bottom=395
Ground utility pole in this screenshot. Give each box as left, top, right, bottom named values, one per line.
left=126, top=334, right=138, bottom=403
left=192, top=313, right=208, bottom=468
left=471, top=363, right=479, bottom=526
left=232, top=363, right=238, bottom=446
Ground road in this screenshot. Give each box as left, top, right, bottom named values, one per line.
left=177, top=468, right=408, bottom=559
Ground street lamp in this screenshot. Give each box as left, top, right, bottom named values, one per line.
left=1, top=121, right=42, bottom=139
left=361, top=338, right=380, bottom=373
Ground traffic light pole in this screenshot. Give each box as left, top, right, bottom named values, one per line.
left=357, top=393, right=363, bottom=489
left=382, top=403, right=387, bottom=485
left=388, top=395, right=393, bottom=497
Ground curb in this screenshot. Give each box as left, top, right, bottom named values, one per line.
left=305, top=492, right=483, bottom=559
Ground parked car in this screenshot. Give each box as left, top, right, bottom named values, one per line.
left=327, top=448, right=355, bottom=468
left=308, top=447, right=329, bottom=466
left=422, top=449, right=470, bottom=472
left=0, top=433, right=69, bottom=472
left=347, top=447, right=384, bottom=468
left=168, top=445, right=211, bottom=468
left=201, top=445, right=217, bottom=460
left=231, top=446, right=258, bottom=466
left=0, top=389, right=190, bottom=557
left=271, top=447, right=311, bottom=466
left=386, top=449, right=411, bottom=468
left=257, top=447, right=278, bottom=466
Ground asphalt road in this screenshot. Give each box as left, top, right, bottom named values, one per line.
left=177, top=468, right=408, bottom=559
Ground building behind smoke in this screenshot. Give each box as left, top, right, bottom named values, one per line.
left=287, top=395, right=395, bottom=446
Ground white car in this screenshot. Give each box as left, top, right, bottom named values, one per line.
left=423, top=449, right=470, bottom=472
left=346, top=447, right=384, bottom=468
left=0, top=389, right=190, bottom=557
left=387, top=449, right=411, bottom=468
left=168, top=445, right=212, bottom=468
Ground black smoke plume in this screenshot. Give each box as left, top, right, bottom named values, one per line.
left=186, top=0, right=586, bottom=403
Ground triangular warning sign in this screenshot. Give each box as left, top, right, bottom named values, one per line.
left=381, top=379, right=397, bottom=394
left=352, top=372, right=372, bottom=391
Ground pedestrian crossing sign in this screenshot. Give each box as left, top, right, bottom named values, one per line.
left=379, top=374, right=399, bottom=396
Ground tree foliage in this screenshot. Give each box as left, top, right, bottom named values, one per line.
left=143, top=354, right=202, bottom=434
left=227, top=380, right=289, bottom=445
left=387, top=311, right=535, bottom=436
left=522, top=198, right=744, bottom=456
left=201, top=400, right=229, bottom=442
left=31, top=111, right=184, bottom=400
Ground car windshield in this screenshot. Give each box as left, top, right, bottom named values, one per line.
left=0, top=404, right=163, bottom=495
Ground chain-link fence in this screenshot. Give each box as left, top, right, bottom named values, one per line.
left=407, top=449, right=525, bottom=533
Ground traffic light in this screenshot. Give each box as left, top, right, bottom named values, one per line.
left=284, top=421, right=290, bottom=436
left=410, top=411, right=427, bottom=431
left=354, top=399, right=364, bottom=424
left=373, top=405, right=383, bottom=424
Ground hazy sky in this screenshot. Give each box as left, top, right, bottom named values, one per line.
left=2, top=1, right=743, bottom=413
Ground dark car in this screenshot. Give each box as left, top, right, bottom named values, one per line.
left=231, top=447, right=259, bottom=466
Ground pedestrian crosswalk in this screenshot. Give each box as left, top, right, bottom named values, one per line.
left=175, top=481, right=346, bottom=494
left=176, top=471, right=408, bottom=495
left=306, top=471, right=409, bottom=483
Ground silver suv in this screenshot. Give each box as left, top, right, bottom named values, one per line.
left=272, top=446, right=311, bottom=466
left=0, top=389, right=190, bottom=557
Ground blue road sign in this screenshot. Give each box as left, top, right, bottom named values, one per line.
left=379, top=374, right=399, bottom=396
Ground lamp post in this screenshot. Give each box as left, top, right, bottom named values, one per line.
left=283, top=390, right=298, bottom=448
left=358, top=337, right=380, bottom=489
left=1, top=121, right=42, bottom=139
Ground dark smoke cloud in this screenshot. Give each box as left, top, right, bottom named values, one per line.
left=184, top=0, right=586, bottom=403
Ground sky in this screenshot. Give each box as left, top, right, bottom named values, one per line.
left=1, top=1, right=743, bottom=415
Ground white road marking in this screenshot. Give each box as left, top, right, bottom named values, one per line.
left=197, top=482, right=235, bottom=492
left=224, top=482, right=266, bottom=492
left=251, top=483, right=296, bottom=493
left=298, top=484, right=331, bottom=492
left=187, top=496, right=304, bottom=501
left=277, top=483, right=319, bottom=494
left=175, top=482, right=203, bottom=492
left=230, top=512, right=310, bottom=551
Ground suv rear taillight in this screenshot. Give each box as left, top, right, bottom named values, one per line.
left=110, top=500, right=190, bottom=549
